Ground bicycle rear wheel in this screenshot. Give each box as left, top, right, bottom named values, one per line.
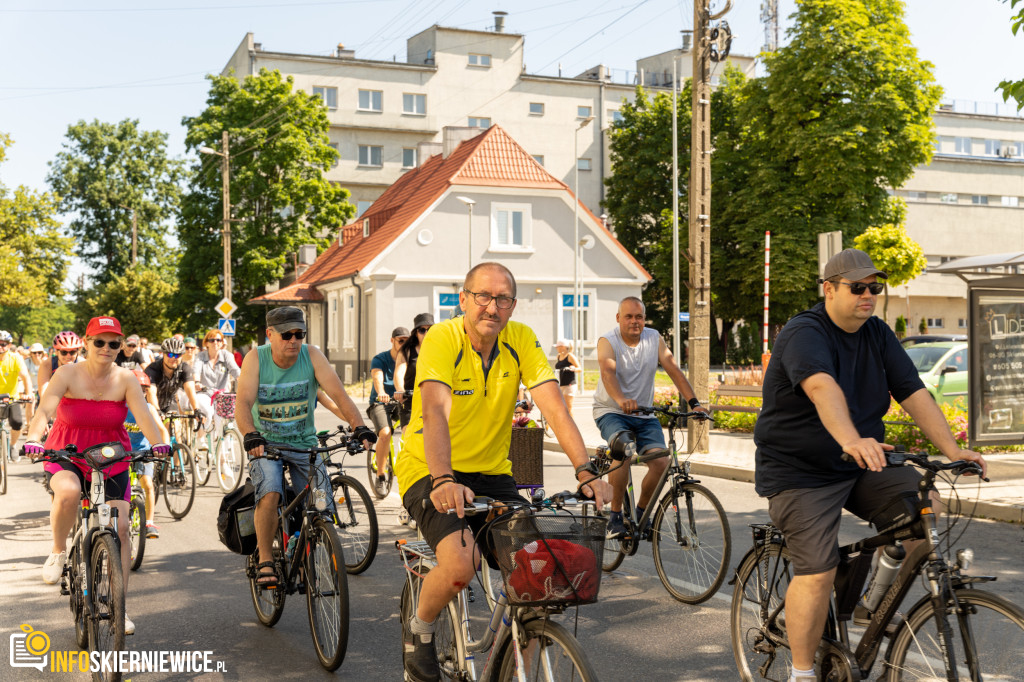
left=128, top=496, right=146, bottom=571
left=305, top=519, right=350, bottom=671
left=652, top=481, right=731, bottom=604
left=216, top=428, right=244, bottom=493
left=162, top=443, right=196, bottom=519
left=885, top=588, right=1024, bottom=681
left=498, top=618, right=598, bottom=681
left=331, top=474, right=378, bottom=574
left=1, top=428, right=9, bottom=495
left=730, top=541, right=794, bottom=682
left=89, top=533, right=125, bottom=682
left=248, top=536, right=285, bottom=627
left=194, top=443, right=211, bottom=486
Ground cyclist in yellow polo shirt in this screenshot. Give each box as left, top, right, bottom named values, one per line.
left=397, top=262, right=611, bottom=682
left=0, top=330, right=33, bottom=459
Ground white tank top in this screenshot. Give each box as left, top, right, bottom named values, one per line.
left=592, top=327, right=660, bottom=420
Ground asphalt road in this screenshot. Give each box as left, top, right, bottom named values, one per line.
left=2, top=446, right=1023, bottom=682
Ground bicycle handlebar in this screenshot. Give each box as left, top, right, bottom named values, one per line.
left=260, top=429, right=366, bottom=460
left=33, top=447, right=164, bottom=466
left=634, top=405, right=714, bottom=422
left=841, top=449, right=986, bottom=480
left=421, top=492, right=597, bottom=515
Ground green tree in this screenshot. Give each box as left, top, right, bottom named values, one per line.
left=998, top=0, right=1024, bottom=110
left=0, top=133, right=73, bottom=313
left=76, top=264, right=178, bottom=341
left=853, top=200, right=926, bottom=324
left=0, top=303, right=75, bottom=348
left=177, top=68, right=355, bottom=337
left=46, top=119, right=183, bottom=284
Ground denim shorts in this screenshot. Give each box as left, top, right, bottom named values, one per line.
left=249, top=447, right=334, bottom=512
left=596, top=412, right=666, bottom=454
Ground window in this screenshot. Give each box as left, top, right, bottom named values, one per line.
left=468, top=53, right=492, bottom=67
left=362, top=218, right=370, bottom=238
left=328, top=294, right=338, bottom=350
left=558, top=289, right=594, bottom=344
left=343, top=291, right=356, bottom=349
left=940, top=193, right=958, bottom=204
left=984, top=139, right=1002, bottom=156
left=327, top=142, right=339, bottom=168
left=1002, top=196, right=1019, bottom=207
left=468, top=117, right=491, bottom=128
left=357, top=89, right=382, bottom=112
left=529, top=102, right=545, bottom=115
left=907, top=190, right=927, bottom=201
left=608, top=109, right=624, bottom=124
left=356, top=200, right=372, bottom=218
left=313, top=86, right=337, bottom=109
left=577, top=158, right=592, bottom=171
left=954, top=137, right=972, bottom=155
left=531, top=154, right=544, bottom=166
left=402, top=147, right=417, bottom=169
left=972, top=195, right=989, bottom=205
left=958, top=318, right=968, bottom=329
left=926, top=318, right=944, bottom=329
left=490, top=203, right=532, bottom=250
left=358, top=145, right=383, bottom=167
left=403, top=93, right=426, bottom=115
left=577, top=105, right=592, bottom=118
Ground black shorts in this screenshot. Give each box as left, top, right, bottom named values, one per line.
left=403, top=472, right=526, bottom=559
left=3, top=403, right=24, bottom=430
left=767, top=467, right=922, bottom=576
left=44, top=461, right=132, bottom=503
left=366, top=403, right=392, bottom=433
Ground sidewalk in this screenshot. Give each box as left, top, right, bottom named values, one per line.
left=542, top=393, right=1024, bottom=524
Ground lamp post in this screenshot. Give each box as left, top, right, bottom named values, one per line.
left=118, top=205, right=138, bottom=265
left=456, top=196, right=476, bottom=272
left=573, top=115, right=594, bottom=385
left=577, top=235, right=595, bottom=395
left=199, top=130, right=233, bottom=351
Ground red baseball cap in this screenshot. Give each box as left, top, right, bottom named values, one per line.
left=85, top=316, right=124, bottom=337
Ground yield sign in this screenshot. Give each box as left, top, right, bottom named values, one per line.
left=215, top=298, right=237, bottom=318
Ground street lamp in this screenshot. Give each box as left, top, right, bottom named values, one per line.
left=577, top=235, right=595, bottom=394
left=573, top=115, right=594, bottom=383
left=456, top=196, right=475, bottom=272
left=199, top=130, right=233, bottom=351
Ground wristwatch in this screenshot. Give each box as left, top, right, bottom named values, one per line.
left=574, top=460, right=600, bottom=480
left=688, top=397, right=702, bottom=409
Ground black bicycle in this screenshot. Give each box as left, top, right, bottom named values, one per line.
left=319, top=426, right=379, bottom=574
left=730, top=448, right=1024, bottom=681
left=245, top=434, right=355, bottom=671
left=159, top=412, right=197, bottom=519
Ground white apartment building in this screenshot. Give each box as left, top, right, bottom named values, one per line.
left=221, top=21, right=755, bottom=220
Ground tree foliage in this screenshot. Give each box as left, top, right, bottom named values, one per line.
left=177, top=68, right=355, bottom=338
left=75, top=264, right=178, bottom=341
left=998, top=0, right=1024, bottom=111
left=46, top=119, right=183, bottom=284
left=0, top=302, right=75, bottom=348
left=853, top=200, right=926, bottom=323
left=0, top=133, right=73, bottom=310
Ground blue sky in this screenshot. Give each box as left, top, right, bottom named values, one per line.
left=1, top=0, right=1021, bottom=194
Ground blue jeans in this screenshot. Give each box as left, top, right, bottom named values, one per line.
left=596, top=412, right=666, bottom=454
left=249, top=447, right=334, bottom=512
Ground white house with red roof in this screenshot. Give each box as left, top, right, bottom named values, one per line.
left=252, top=124, right=650, bottom=381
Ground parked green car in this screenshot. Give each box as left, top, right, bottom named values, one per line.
left=904, top=341, right=968, bottom=406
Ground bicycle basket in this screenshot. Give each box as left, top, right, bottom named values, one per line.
left=213, top=392, right=236, bottom=419
left=80, top=442, right=129, bottom=469
left=488, top=511, right=606, bottom=607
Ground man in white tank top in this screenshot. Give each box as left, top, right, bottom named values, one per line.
left=593, top=297, right=707, bottom=538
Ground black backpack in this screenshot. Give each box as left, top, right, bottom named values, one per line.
left=217, top=480, right=257, bottom=555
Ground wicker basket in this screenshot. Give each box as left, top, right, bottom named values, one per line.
left=508, top=427, right=544, bottom=487
left=488, top=511, right=606, bottom=607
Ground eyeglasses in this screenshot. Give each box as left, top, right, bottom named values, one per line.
left=463, top=289, right=515, bottom=309
left=92, top=339, right=122, bottom=350
left=32, top=351, right=46, bottom=355
left=279, top=330, right=306, bottom=341
left=416, top=327, right=430, bottom=335
left=835, top=281, right=884, bottom=296
left=165, top=352, right=182, bottom=359
left=58, top=349, right=78, bottom=357
left=184, top=346, right=196, bottom=351
left=205, top=338, right=224, bottom=344
left=126, top=343, right=137, bottom=348
left=0, top=342, right=8, bottom=348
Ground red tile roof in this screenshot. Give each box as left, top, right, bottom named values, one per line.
left=251, top=124, right=648, bottom=302
left=254, top=281, right=323, bottom=303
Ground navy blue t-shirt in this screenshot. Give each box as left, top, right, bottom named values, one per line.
left=368, top=350, right=396, bottom=404
left=753, top=303, right=924, bottom=496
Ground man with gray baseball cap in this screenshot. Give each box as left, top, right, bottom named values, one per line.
left=752, top=247, right=986, bottom=682
left=265, top=305, right=306, bottom=334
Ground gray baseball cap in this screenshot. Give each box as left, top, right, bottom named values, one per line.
left=820, top=248, right=887, bottom=283
left=266, top=306, right=306, bottom=333
left=391, top=326, right=410, bottom=339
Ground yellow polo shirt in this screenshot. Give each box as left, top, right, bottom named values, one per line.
left=0, top=352, right=25, bottom=396
left=396, top=317, right=556, bottom=495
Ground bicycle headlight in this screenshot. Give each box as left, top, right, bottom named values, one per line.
left=956, top=548, right=974, bottom=571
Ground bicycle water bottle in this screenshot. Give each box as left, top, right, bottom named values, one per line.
left=285, top=531, right=300, bottom=562
left=860, top=543, right=906, bottom=612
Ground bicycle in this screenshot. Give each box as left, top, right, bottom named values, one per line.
left=36, top=443, right=160, bottom=682
left=245, top=434, right=354, bottom=671
left=194, top=390, right=244, bottom=493
left=730, top=447, right=1024, bottom=681
left=397, top=492, right=604, bottom=681
left=366, top=393, right=407, bottom=499
left=595, top=404, right=731, bottom=605
left=1, top=394, right=33, bottom=495
left=321, top=426, right=379, bottom=574
left=158, top=412, right=198, bottom=519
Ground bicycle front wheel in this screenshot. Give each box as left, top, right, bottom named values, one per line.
left=162, top=443, right=196, bottom=519
left=305, top=519, right=350, bottom=671
left=248, top=537, right=285, bottom=627
left=498, top=618, right=599, bottom=682
left=652, top=482, right=731, bottom=604
left=216, top=428, right=244, bottom=493
left=730, top=541, right=794, bottom=682
left=194, top=443, right=211, bottom=486
left=885, top=588, right=1024, bottom=681
left=331, top=474, right=378, bottom=574
left=129, top=496, right=146, bottom=571
left=0, top=428, right=9, bottom=495
left=89, top=533, right=125, bottom=682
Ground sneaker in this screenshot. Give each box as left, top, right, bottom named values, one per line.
left=125, top=614, right=135, bottom=636
left=607, top=513, right=627, bottom=540
left=145, top=523, right=160, bottom=539
left=42, top=551, right=66, bottom=585
left=403, top=623, right=440, bottom=682
left=398, top=508, right=411, bottom=526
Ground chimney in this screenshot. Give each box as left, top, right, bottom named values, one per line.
left=253, top=42, right=262, bottom=51
left=298, top=244, right=317, bottom=265
left=493, top=11, right=507, bottom=33
left=442, top=126, right=485, bottom=158
left=681, top=30, right=693, bottom=52
left=335, top=43, right=355, bottom=59
left=417, top=141, right=443, bottom=165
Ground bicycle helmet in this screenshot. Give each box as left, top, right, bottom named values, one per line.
left=0, top=330, right=11, bottom=343
left=132, top=368, right=151, bottom=387
left=161, top=337, right=185, bottom=354
left=53, top=330, right=83, bottom=350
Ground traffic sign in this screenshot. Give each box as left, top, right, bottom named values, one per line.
left=678, top=312, right=690, bottom=322
left=215, top=298, right=237, bottom=318
left=218, top=318, right=236, bottom=337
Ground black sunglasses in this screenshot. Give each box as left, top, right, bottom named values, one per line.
left=58, top=349, right=78, bottom=356
left=416, top=326, right=430, bottom=334
left=836, top=281, right=884, bottom=296
left=92, top=339, right=122, bottom=350
left=280, top=330, right=306, bottom=341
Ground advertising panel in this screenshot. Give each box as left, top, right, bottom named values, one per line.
left=970, top=288, right=1024, bottom=446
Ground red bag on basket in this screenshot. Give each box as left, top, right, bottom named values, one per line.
left=506, top=539, right=598, bottom=604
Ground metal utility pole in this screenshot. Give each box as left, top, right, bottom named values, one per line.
left=688, top=0, right=731, bottom=451
left=119, top=205, right=138, bottom=265
left=760, top=0, right=779, bottom=53
left=672, top=57, right=681, bottom=363
left=200, top=131, right=234, bottom=352
left=573, top=115, right=594, bottom=393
